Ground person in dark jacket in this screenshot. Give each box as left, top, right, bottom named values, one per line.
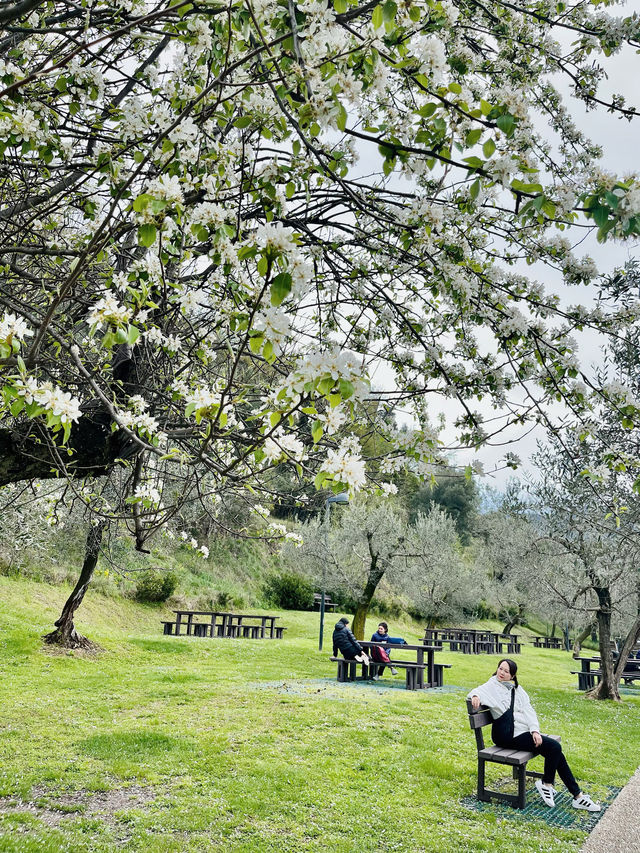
left=370, top=621, right=399, bottom=679
left=332, top=617, right=369, bottom=664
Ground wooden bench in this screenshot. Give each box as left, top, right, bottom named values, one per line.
left=330, top=657, right=426, bottom=690
left=313, top=593, right=335, bottom=611
left=571, top=668, right=640, bottom=690
left=467, top=700, right=560, bottom=809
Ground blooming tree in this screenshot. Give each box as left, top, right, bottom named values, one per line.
left=2, top=1, right=640, bottom=643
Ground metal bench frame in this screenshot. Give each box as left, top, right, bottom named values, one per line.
left=467, top=699, right=560, bottom=809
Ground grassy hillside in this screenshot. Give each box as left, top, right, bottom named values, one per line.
left=0, top=575, right=638, bottom=852
left=1, top=525, right=283, bottom=613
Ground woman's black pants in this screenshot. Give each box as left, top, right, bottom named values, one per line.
left=508, top=733, right=580, bottom=797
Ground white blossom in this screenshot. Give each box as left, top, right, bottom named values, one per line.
left=0, top=313, right=32, bottom=341
left=87, top=294, right=133, bottom=329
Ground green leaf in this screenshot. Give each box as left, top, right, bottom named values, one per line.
left=263, top=340, right=275, bottom=363
left=249, top=334, right=264, bottom=354
left=314, top=471, right=329, bottom=490
left=132, top=193, right=153, bottom=213
left=9, top=398, right=24, bottom=417
left=270, top=411, right=281, bottom=428
left=270, top=272, right=292, bottom=306
left=419, top=103, right=437, bottom=118
left=510, top=179, right=543, bottom=193
left=234, top=114, right=253, bottom=128
left=127, top=325, right=141, bottom=345
left=469, top=179, right=480, bottom=200
left=496, top=113, right=516, bottom=136
left=482, top=138, right=496, bottom=158
left=465, top=128, right=482, bottom=147
left=312, top=420, right=323, bottom=444
left=591, top=204, right=609, bottom=228
left=334, top=0, right=347, bottom=11
left=339, top=379, right=354, bottom=399
left=318, top=377, right=334, bottom=396
left=372, top=4, right=383, bottom=29
left=257, top=253, right=269, bottom=276
left=382, top=0, right=396, bottom=22
left=138, top=224, right=157, bottom=247
left=336, top=102, right=347, bottom=132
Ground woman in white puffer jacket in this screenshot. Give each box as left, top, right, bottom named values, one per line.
left=468, top=658, right=600, bottom=811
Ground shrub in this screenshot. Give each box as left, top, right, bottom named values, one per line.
left=262, top=572, right=314, bottom=610
left=216, top=590, right=234, bottom=609
left=135, top=570, right=178, bottom=603
left=327, top=588, right=357, bottom=614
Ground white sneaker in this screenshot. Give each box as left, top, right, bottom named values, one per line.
left=390, top=667, right=398, bottom=675
left=535, top=779, right=555, bottom=808
left=572, top=793, right=601, bottom=812
left=372, top=674, right=379, bottom=681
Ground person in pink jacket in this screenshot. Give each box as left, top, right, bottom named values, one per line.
left=468, top=658, right=600, bottom=811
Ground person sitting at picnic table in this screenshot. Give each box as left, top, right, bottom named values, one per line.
left=468, top=658, right=601, bottom=812
left=370, top=621, right=398, bottom=679
left=332, top=617, right=369, bottom=665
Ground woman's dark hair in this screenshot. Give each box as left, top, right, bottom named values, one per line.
left=378, top=621, right=388, bottom=631
left=496, top=658, right=519, bottom=688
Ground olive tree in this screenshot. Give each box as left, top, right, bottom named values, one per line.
left=290, top=496, right=406, bottom=638
left=399, top=505, right=471, bottom=626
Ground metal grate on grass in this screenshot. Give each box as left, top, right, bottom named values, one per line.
left=461, top=785, right=622, bottom=831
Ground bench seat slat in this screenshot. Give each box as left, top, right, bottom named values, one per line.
left=479, top=747, right=534, bottom=764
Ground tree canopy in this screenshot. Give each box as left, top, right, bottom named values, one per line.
left=1, top=0, right=640, bottom=538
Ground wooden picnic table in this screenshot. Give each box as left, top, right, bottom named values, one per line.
left=421, top=628, right=521, bottom=655
left=331, top=641, right=451, bottom=690
left=162, top=610, right=284, bottom=639
left=532, top=636, right=564, bottom=650
left=572, top=654, right=640, bottom=690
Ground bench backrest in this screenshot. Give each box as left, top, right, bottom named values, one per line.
left=466, top=699, right=492, bottom=750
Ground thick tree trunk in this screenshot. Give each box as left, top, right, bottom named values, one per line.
left=351, top=552, right=386, bottom=641
left=43, top=521, right=107, bottom=649
left=0, top=413, right=137, bottom=487
left=586, top=586, right=619, bottom=700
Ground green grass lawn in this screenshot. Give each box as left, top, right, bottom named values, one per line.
left=0, top=576, right=637, bottom=853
